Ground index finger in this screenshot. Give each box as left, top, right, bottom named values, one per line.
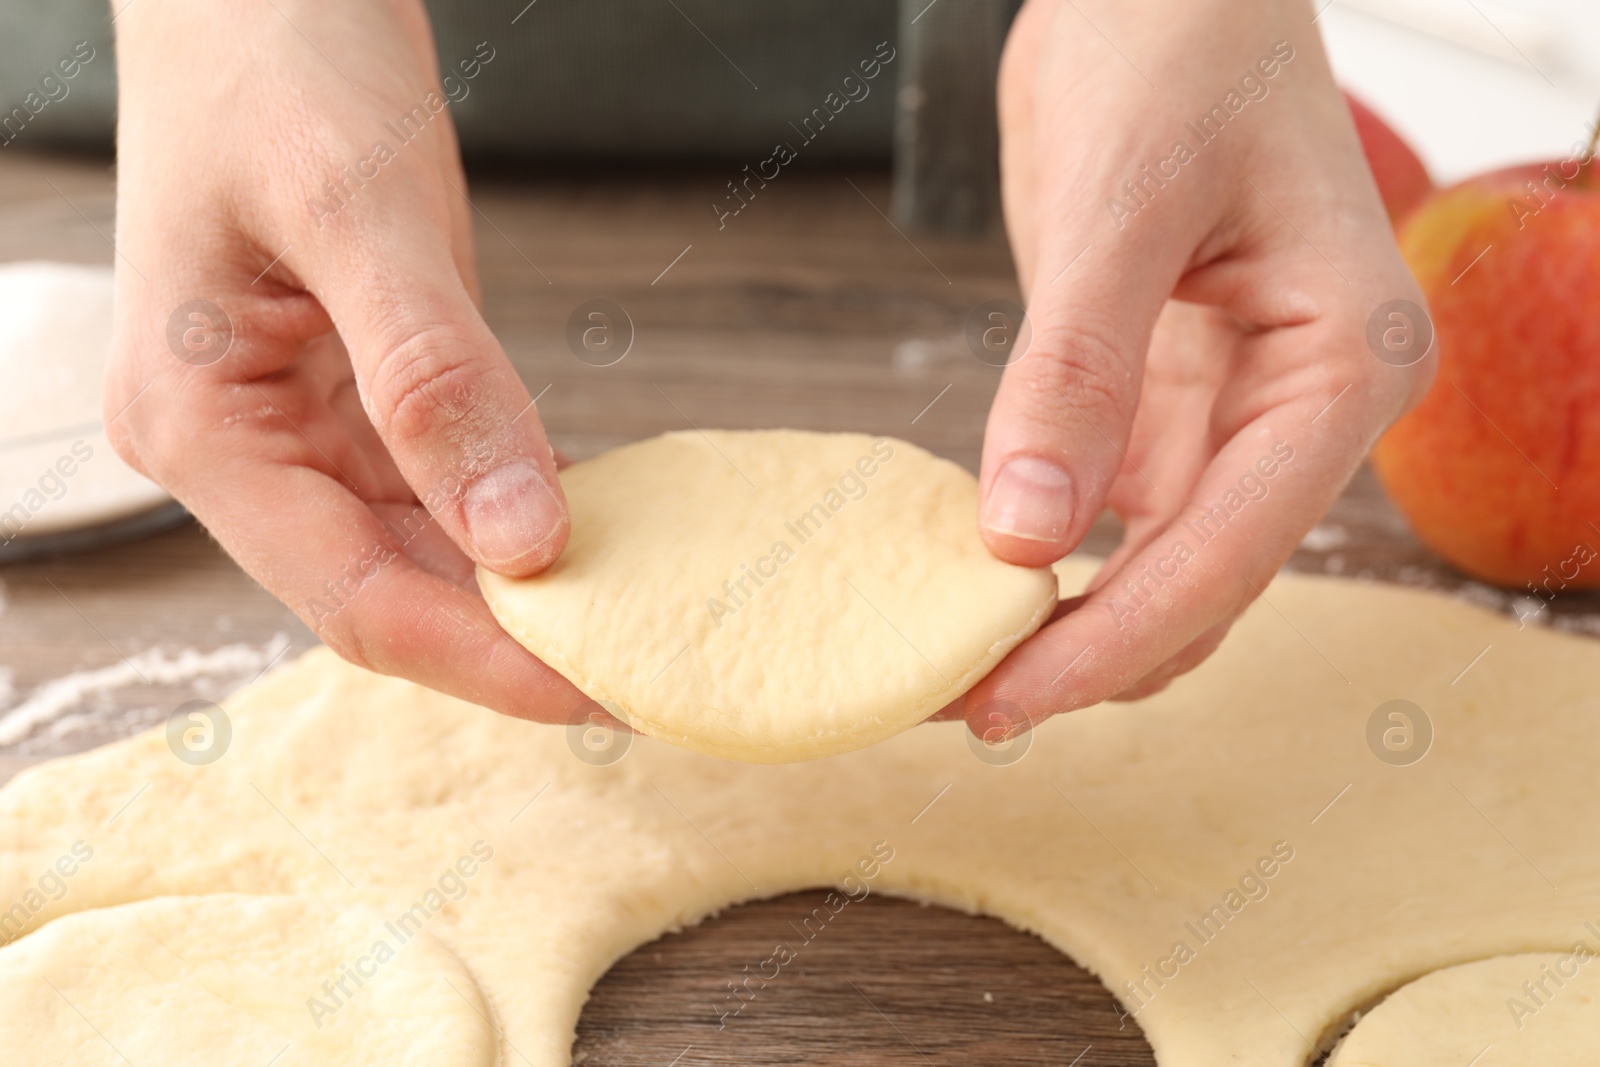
left=177, top=436, right=587, bottom=724
left=295, top=192, right=569, bottom=580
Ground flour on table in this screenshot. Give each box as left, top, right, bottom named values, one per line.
left=0, top=633, right=291, bottom=748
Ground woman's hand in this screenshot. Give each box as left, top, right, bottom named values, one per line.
left=104, top=0, right=585, bottom=720
left=965, top=0, right=1434, bottom=737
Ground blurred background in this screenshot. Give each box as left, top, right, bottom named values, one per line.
left=6, top=0, right=1600, bottom=177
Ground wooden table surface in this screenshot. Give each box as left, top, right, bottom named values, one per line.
left=2, top=149, right=1597, bottom=1065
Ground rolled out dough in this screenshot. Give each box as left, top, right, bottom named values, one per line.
left=2, top=559, right=1598, bottom=1065
left=1328, top=952, right=1600, bottom=1066
left=479, top=430, right=1058, bottom=762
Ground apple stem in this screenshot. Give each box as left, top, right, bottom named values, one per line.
left=1577, top=105, right=1600, bottom=189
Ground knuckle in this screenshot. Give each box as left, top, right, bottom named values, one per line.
left=1331, top=287, right=1438, bottom=423
left=102, top=416, right=148, bottom=478
left=101, top=379, right=150, bottom=476
left=1014, top=322, right=1135, bottom=421
left=299, top=589, right=383, bottom=672
left=314, top=617, right=377, bottom=674
left=364, top=325, right=485, bottom=447
left=101, top=340, right=182, bottom=479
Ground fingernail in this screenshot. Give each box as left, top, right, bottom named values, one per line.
left=463, top=461, right=563, bottom=567
left=997, top=718, right=1033, bottom=743
left=975, top=714, right=1031, bottom=744
left=981, top=456, right=1074, bottom=542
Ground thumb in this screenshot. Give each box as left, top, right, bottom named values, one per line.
left=319, top=233, right=568, bottom=577
left=978, top=243, right=1172, bottom=567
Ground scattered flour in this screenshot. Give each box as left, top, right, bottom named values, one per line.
left=1299, top=524, right=1350, bottom=553
left=890, top=334, right=967, bottom=374
left=0, top=633, right=292, bottom=747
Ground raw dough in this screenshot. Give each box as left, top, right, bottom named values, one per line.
left=1329, top=952, right=1600, bottom=1066
left=0, top=262, right=170, bottom=540
left=2, top=559, right=1598, bottom=1066
left=0, top=894, right=497, bottom=1066
left=479, top=430, right=1057, bottom=761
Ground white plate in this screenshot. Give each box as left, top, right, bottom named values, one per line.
left=0, top=261, right=177, bottom=554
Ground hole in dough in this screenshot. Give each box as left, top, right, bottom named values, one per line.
left=0, top=893, right=498, bottom=1066
left=575, top=890, right=1157, bottom=1065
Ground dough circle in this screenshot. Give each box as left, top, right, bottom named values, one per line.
left=480, top=430, right=1057, bottom=762
left=0, top=894, right=498, bottom=1066
left=1329, top=952, right=1600, bottom=1066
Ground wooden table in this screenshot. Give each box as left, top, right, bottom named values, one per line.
left=2, top=149, right=1596, bottom=1065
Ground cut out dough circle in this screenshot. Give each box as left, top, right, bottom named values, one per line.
left=2, top=560, right=1598, bottom=1066
left=1329, top=952, right=1600, bottom=1066
left=479, top=430, right=1057, bottom=762
left=0, top=894, right=497, bottom=1066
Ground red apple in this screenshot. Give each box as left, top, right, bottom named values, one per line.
left=1372, top=156, right=1600, bottom=591
left=1344, top=91, right=1433, bottom=226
